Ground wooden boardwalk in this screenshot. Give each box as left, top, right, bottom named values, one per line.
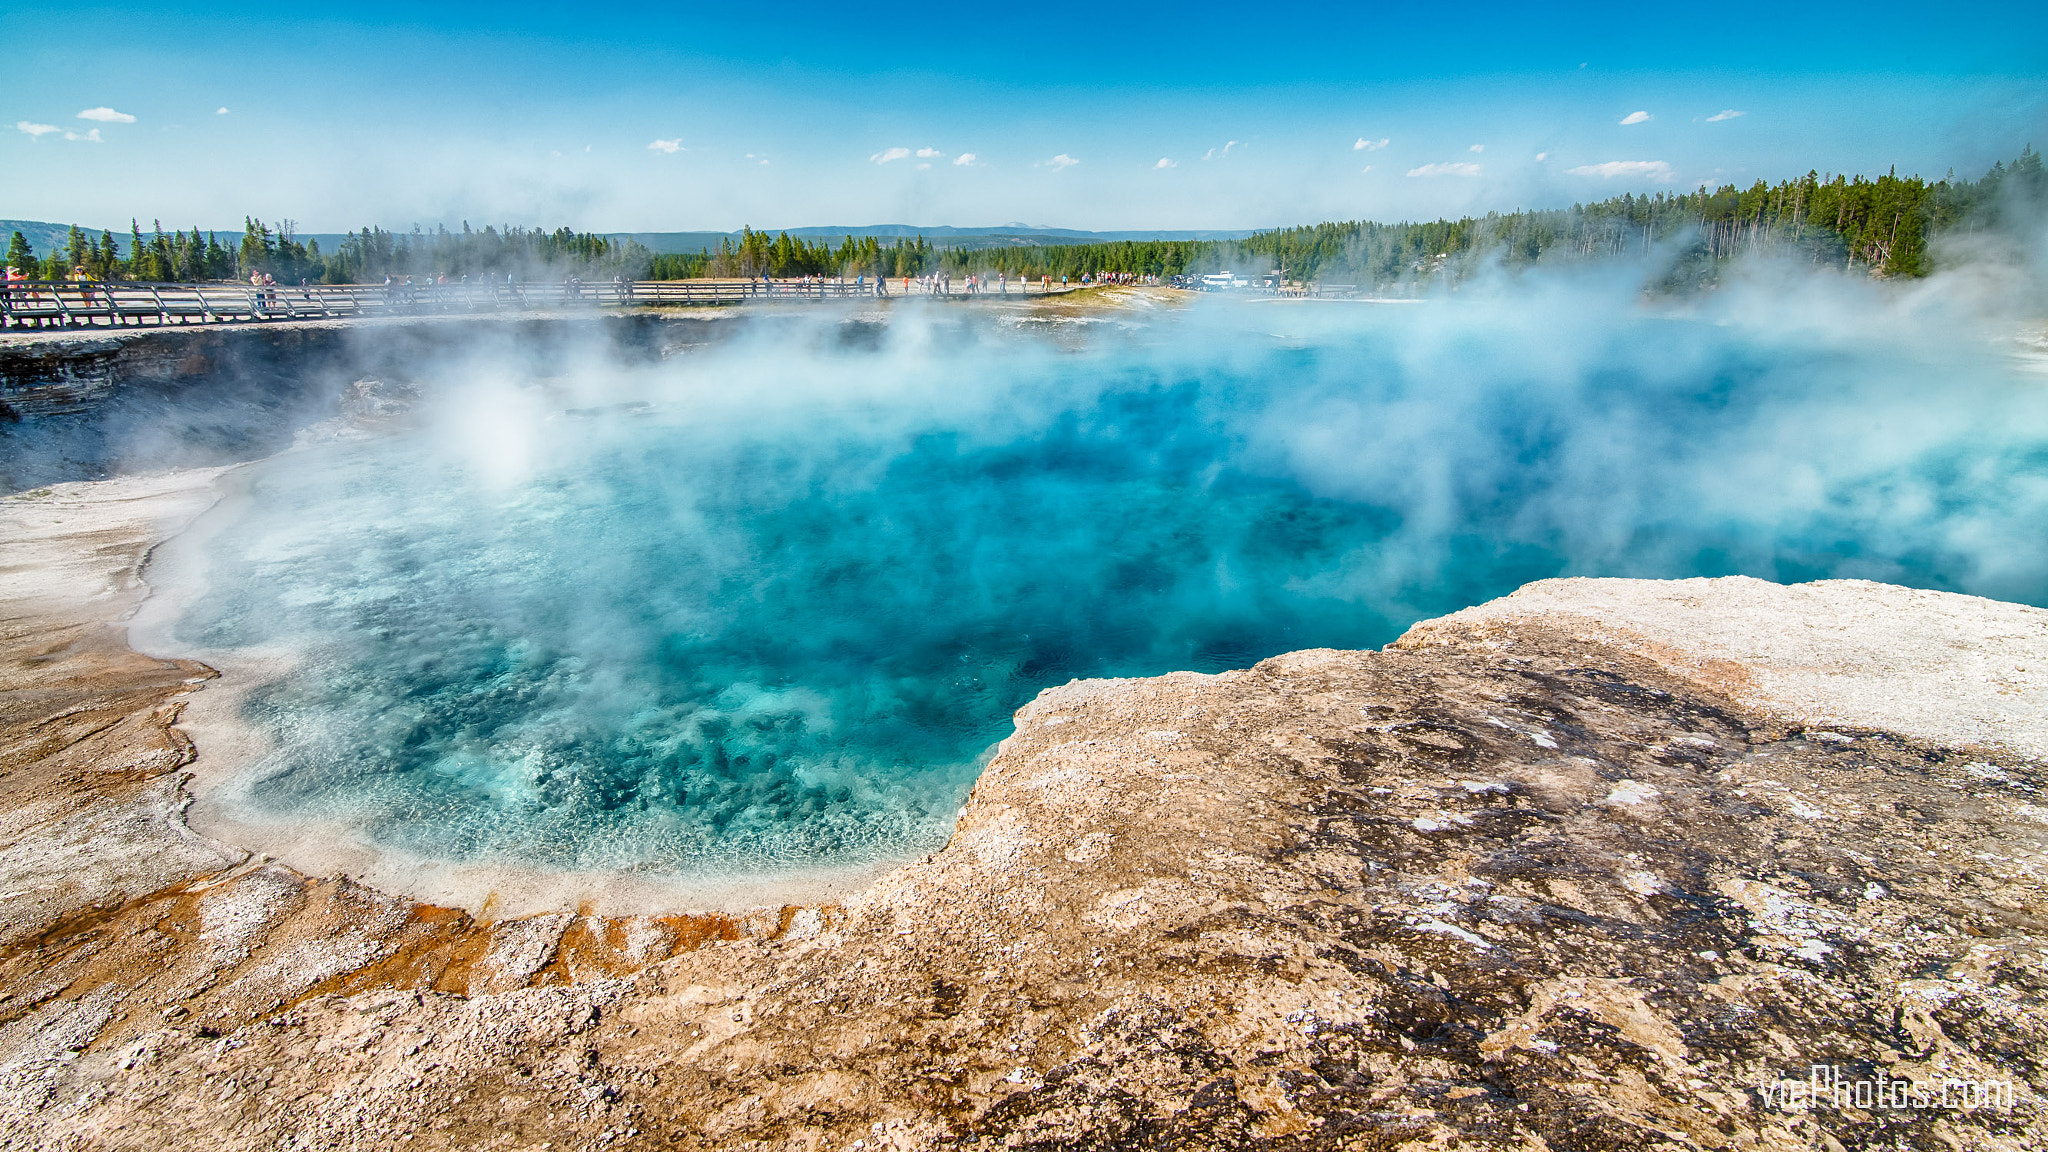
left=0, top=276, right=1072, bottom=329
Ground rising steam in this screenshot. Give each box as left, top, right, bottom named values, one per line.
left=137, top=251, right=2048, bottom=885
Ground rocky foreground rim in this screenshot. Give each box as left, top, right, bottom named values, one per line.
left=1, top=474, right=2043, bottom=1150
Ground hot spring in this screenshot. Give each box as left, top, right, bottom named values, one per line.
left=141, top=284, right=2048, bottom=900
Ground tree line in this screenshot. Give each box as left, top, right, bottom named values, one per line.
left=971, top=148, right=2041, bottom=287
left=658, top=149, right=2042, bottom=285
left=4, top=218, right=653, bottom=284
left=7, top=148, right=2039, bottom=288
left=1211, top=147, right=2045, bottom=287
left=649, top=230, right=920, bottom=280
left=660, top=148, right=2043, bottom=285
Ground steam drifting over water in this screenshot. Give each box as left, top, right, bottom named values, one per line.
left=156, top=274, right=2048, bottom=885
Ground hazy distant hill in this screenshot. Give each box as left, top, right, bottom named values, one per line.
left=612, top=225, right=1258, bottom=254
left=2, top=218, right=214, bottom=257
left=1, top=219, right=112, bottom=256
left=2, top=219, right=1258, bottom=260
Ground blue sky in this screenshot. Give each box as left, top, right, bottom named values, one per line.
left=6, top=0, right=2046, bottom=232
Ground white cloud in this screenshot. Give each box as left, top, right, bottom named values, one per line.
left=1202, top=140, right=1242, bottom=160
left=915, top=162, right=931, bottom=170
left=215, top=107, right=229, bottom=115
left=646, top=138, right=684, bottom=153
left=915, top=147, right=942, bottom=159
left=1353, top=137, right=1389, bottom=151
left=1359, top=165, right=1372, bottom=173
left=1468, top=144, right=1484, bottom=153
left=77, top=107, right=135, bottom=123
left=954, top=153, right=976, bottom=166
left=1534, top=151, right=1549, bottom=162
left=1705, top=109, right=1746, bottom=122
left=1044, top=154, right=1078, bottom=170
left=62, top=128, right=104, bottom=143
left=1406, top=162, right=1481, bottom=177
left=1155, top=157, right=1176, bottom=169
left=16, top=121, right=59, bottom=138
left=870, top=146, right=911, bottom=164
left=746, top=153, right=770, bottom=165
left=1565, top=159, right=1673, bottom=180
left=1619, top=111, right=1652, bottom=125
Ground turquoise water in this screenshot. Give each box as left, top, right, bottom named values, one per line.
left=170, top=294, right=2048, bottom=878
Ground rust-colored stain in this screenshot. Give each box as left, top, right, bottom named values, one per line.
left=0, top=616, right=812, bottom=1051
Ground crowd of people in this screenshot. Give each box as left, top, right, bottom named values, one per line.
left=4, top=263, right=113, bottom=327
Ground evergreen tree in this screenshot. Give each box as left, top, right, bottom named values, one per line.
left=5, top=231, right=32, bottom=273
left=149, top=221, right=172, bottom=281
left=94, top=231, right=117, bottom=278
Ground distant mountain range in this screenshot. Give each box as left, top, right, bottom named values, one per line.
left=613, top=225, right=1259, bottom=254
left=2, top=219, right=1259, bottom=258
left=2, top=219, right=101, bottom=256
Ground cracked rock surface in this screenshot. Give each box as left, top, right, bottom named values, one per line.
left=2, top=475, right=2044, bottom=1150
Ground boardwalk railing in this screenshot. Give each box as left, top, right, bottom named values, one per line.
left=0, top=276, right=1073, bottom=329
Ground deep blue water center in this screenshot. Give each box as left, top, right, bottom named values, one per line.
left=171, top=300, right=2048, bottom=878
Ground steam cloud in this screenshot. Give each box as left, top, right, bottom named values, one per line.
left=138, top=245, right=2048, bottom=883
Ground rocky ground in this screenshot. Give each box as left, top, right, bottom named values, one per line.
left=1, top=471, right=2044, bottom=1149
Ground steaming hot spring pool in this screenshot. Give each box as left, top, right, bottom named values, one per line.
left=143, top=293, right=2048, bottom=899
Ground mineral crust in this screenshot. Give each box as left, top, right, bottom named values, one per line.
left=1, top=477, right=2043, bottom=1150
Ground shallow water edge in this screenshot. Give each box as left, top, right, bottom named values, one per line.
left=104, top=462, right=942, bottom=918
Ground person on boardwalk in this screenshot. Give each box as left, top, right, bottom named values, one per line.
left=4, top=265, right=31, bottom=323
